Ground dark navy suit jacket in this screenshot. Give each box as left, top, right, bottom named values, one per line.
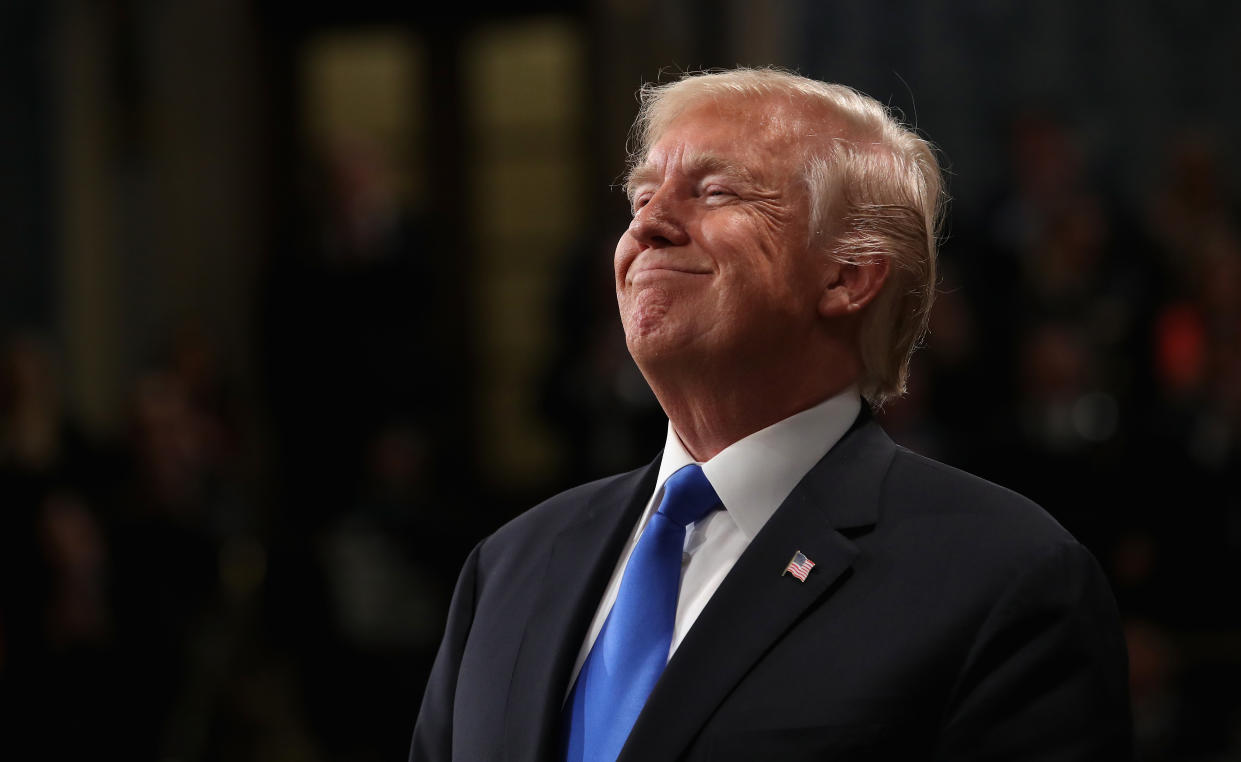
left=410, top=412, right=1132, bottom=760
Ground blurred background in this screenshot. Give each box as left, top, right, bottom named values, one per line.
left=2, top=0, right=1239, bottom=759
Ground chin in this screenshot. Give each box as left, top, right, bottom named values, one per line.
left=620, top=287, right=716, bottom=364
left=625, top=320, right=704, bottom=371
left=620, top=288, right=670, bottom=341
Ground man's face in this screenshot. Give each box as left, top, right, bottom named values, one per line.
left=616, top=98, right=828, bottom=375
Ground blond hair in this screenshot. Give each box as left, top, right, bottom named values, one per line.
left=627, top=68, right=944, bottom=405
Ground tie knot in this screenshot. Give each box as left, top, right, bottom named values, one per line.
left=657, top=464, right=720, bottom=528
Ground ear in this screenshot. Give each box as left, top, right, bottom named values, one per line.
left=818, top=257, right=890, bottom=319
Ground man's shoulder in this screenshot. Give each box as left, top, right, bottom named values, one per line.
left=880, top=443, right=1081, bottom=561
left=835, top=416, right=1074, bottom=551
left=479, top=459, right=657, bottom=559
left=886, top=445, right=1050, bottom=511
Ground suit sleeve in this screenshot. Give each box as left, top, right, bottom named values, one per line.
left=934, top=541, right=1133, bottom=761
left=410, top=540, right=483, bottom=762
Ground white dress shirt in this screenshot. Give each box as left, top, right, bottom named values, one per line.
left=566, top=386, right=862, bottom=692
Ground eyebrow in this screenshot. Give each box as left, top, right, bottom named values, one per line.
left=625, top=164, right=663, bottom=200
left=625, top=151, right=759, bottom=201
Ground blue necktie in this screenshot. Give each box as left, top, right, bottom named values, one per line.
left=562, top=464, right=722, bottom=762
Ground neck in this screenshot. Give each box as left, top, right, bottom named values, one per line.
left=644, top=348, right=860, bottom=461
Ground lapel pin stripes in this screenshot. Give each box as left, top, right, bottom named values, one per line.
left=783, top=550, right=816, bottom=582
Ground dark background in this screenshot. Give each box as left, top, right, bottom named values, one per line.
left=2, top=1, right=1239, bottom=760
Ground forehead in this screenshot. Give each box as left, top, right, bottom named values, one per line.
left=632, top=96, right=837, bottom=186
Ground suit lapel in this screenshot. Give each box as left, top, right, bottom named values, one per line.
left=503, top=459, right=660, bottom=762
left=618, top=417, right=896, bottom=761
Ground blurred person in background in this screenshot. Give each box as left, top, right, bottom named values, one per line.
left=258, top=136, right=459, bottom=761
left=0, top=333, right=121, bottom=756
left=410, top=68, right=1131, bottom=761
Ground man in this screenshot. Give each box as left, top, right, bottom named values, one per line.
left=411, top=68, right=1131, bottom=761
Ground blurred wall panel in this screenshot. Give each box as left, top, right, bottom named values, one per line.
left=56, top=0, right=124, bottom=433
left=0, top=1, right=55, bottom=333
left=55, top=0, right=268, bottom=435
left=141, top=0, right=267, bottom=391
left=301, top=28, right=426, bottom=213
left=465, top=17, right=587, bottom=488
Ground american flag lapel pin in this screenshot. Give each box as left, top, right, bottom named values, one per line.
left=783, top=550, right=815, bottom=582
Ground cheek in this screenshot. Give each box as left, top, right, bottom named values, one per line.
left=614, top=235, right=638, bottom=284
left=701, top=211, right=792, bottom=270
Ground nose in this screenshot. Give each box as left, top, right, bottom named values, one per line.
left=628, top=190, right=690, bottom=249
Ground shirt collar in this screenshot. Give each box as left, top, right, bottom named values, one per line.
left=654, top=386, right=862, bottom=540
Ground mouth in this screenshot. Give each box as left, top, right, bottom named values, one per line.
left=626, top=260, right=712, bottom=286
